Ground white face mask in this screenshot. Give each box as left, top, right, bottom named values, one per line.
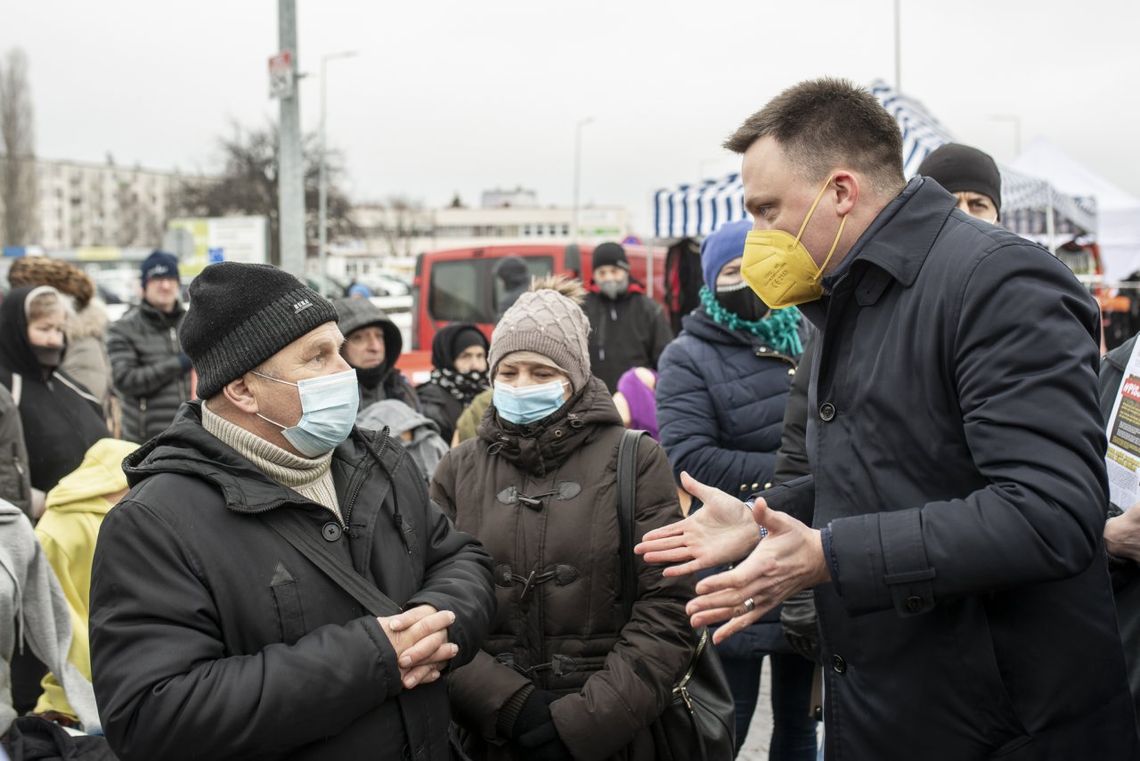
left=253, top=368, right=360, bottom=457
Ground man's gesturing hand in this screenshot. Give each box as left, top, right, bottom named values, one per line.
left=377, top=605, right=458, bottom=689
left=685, top=501, right=830, bottom=645
left=634, top=472, right=761, bottom=576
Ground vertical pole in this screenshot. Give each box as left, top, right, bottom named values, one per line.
left=318, top=56, right=328, bottom=296
left=894, top=0, right=902, bottom=91
left=277, top=0, right=306, bottom=277
left=572, top=124, right=582, bottom=243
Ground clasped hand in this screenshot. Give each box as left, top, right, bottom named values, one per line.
left=377, top=605, right=459, bottom=689
left=634, top=472, right=830, bottom=644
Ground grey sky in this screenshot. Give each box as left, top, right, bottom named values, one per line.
left=3, top=0, right=1138, bottom=234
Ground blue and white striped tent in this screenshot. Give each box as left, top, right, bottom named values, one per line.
left=652, top=80, right=1096, bottom=240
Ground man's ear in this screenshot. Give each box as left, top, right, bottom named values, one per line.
left=832, top=171, right=860, bottom=216
left=223, top=374, right=260, bottom=415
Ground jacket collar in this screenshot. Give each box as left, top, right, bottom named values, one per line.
left=1106, top=335, right=1137, bottom=372
left=123, top=401, right=385, bottom=515
left=834, top=177, right=956, bottom=289
left=477, top=376, right=622, bottom=477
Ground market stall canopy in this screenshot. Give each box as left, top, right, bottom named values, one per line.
left=653, top=80, right=1094, bottom=241
left=1010, top=137, right=1140, bottom=281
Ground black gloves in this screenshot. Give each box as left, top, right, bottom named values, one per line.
left=512, top=689, right=573, bottom=761
left=781, top=588, right=821, bottom=665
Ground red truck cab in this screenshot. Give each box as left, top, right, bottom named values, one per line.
left=396, top=243, right=667, bottom=382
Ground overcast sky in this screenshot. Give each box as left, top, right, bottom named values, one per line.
left=3, top=0, right=1138, bottom=234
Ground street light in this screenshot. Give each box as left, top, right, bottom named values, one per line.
left=318, top=50, right=358, bottom=296
left=571, top=117, right=594, bottom=243
left=989, top=113, right=1023, bottom=157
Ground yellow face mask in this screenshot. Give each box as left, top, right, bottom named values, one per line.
left=742, top=176, right=848, bottom=309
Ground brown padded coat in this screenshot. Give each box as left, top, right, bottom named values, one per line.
left=431, top=377, right=696, bottom=761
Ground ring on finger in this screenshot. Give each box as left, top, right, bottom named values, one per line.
left=743, top=597, right=756, bottom=613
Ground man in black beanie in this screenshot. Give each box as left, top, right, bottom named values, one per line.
left=89, top=262, right=494, bottom=761
left=582, top=241, right=673, bottom=391
left=918, top=142, right=1002, bottom=224
left=107, top=250, right=192, bottom=442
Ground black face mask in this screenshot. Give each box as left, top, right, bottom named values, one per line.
left=32, top=345, right=63, bottom=369
left=716, top=283, right=769, bottom=323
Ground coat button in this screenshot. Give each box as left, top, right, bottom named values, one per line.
left=739, top=485, right=747, bottom=492
left=788, top=368, right=796, bottom=376
left=819, top=402, right=836, bottom=422
left=322, top=522, right=343, bottom=542
left=905, top=595, right=923, bottom=613
left=832, top=654, right=847, bottom=674
left=751, top=482, right=759, bottom=490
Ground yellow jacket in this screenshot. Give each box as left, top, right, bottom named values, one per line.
left=34, top=438, right=138, bottom=718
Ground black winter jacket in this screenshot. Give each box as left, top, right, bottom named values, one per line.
left=106, top=300, right=190, bottom=442
left=0, top=286, right=107, bottom=494
left=758, top=178, right=1137, bottom=759
left=583, top=289, right=672, bottom=392
left=89, top=402, right=495, bottom=761
left=1099, top=334, right=1140, bottom=727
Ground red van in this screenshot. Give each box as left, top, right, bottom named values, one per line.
left=396, top=243, right=668, bottom=380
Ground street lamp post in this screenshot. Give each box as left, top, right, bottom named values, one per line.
left=989, top=113, right=1023, bottom=157
left=318, top=50, right=358, bottom=296
left=571, top=117, right=594, bottom=243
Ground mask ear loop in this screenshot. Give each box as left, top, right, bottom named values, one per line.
left=792, top=175, right=849, bottom=283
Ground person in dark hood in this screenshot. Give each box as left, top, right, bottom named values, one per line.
left=582, top=242, right=672, bottom=392
left=494, top=257, right=530, bottom=322
left=656, top=219, right=815, bottom=758
left=0, top=286, right=107, bottom=502
left=432, top=276, right=695, bottom=761
left=0, top=286, right=108, bottom=717
left=334, top=298, right=419, bottom=411
left=416, top=323, right=489, bottom=444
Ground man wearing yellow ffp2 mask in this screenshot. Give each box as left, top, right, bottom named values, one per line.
left=636, top=77, right=1135, bottom=760
left=741, top=174, right=848, bottom=309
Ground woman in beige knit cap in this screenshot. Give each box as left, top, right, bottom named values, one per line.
left=431, top=276, right=698, bottom=761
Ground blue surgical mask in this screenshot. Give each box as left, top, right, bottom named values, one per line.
left=253, top=368, right=360, bottom=457
left=494, top=379, right=569, bottom=425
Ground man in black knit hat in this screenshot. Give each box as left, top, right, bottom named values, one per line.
left=917, top=142, right=1003, bottom=224
left=89, top=262, right=494, bottom=761
left=582, top=241, right=673, bottom=391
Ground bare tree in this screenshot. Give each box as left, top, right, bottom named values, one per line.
left=374, top=195, right=426, bottom=258
left=0, top=48, right=38, bottom=247
left=173, top=121, right=358, bottom=266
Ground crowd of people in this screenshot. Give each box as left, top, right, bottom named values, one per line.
left=1, top=76, right=1139, bottom=761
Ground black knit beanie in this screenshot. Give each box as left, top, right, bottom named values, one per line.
left=180, top=263, right=339, bottom=399
left=591, top=242, right=630, bottom=273
left=918, top=143, right=1003, bottom=218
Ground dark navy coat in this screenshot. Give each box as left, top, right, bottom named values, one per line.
left=657, top=307, right=805, bottom=654
left=760, top=178, right=1137, bottom=760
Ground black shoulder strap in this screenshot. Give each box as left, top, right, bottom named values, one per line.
left=617, top=429, right=647, bottom=621
left=266, top=513, right=402, bottom=618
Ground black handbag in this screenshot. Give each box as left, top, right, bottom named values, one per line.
left=616, top=430, right=737, bottom=761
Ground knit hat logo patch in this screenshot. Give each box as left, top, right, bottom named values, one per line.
left=294, top=298, right=314, bottom=314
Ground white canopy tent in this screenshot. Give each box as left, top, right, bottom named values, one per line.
left=1010, top=137, right=1140, bottom=281
left=653, top=81, right=1095, bottom=246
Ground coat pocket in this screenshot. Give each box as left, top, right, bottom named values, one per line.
left=270, top=562, right=307, bottom=644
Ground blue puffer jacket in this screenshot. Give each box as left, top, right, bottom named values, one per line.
left=656, top=307, right=807, bottom=656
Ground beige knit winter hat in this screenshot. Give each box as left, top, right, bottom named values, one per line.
left=488, top=275, right=591, bottom=392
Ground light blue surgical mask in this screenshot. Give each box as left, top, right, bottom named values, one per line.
left=493, top=379, right=570, bottom=426
left=253, top=368, right=360, bottom=457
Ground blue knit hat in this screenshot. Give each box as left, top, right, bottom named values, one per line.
left=700, top=220, right=752, bottom=288
left=141, top=250, right=181, bottom=288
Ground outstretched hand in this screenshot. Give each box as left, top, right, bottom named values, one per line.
left=634, top=472, right=761, bottom=576
left=685, top=502, right=830, bottom=645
